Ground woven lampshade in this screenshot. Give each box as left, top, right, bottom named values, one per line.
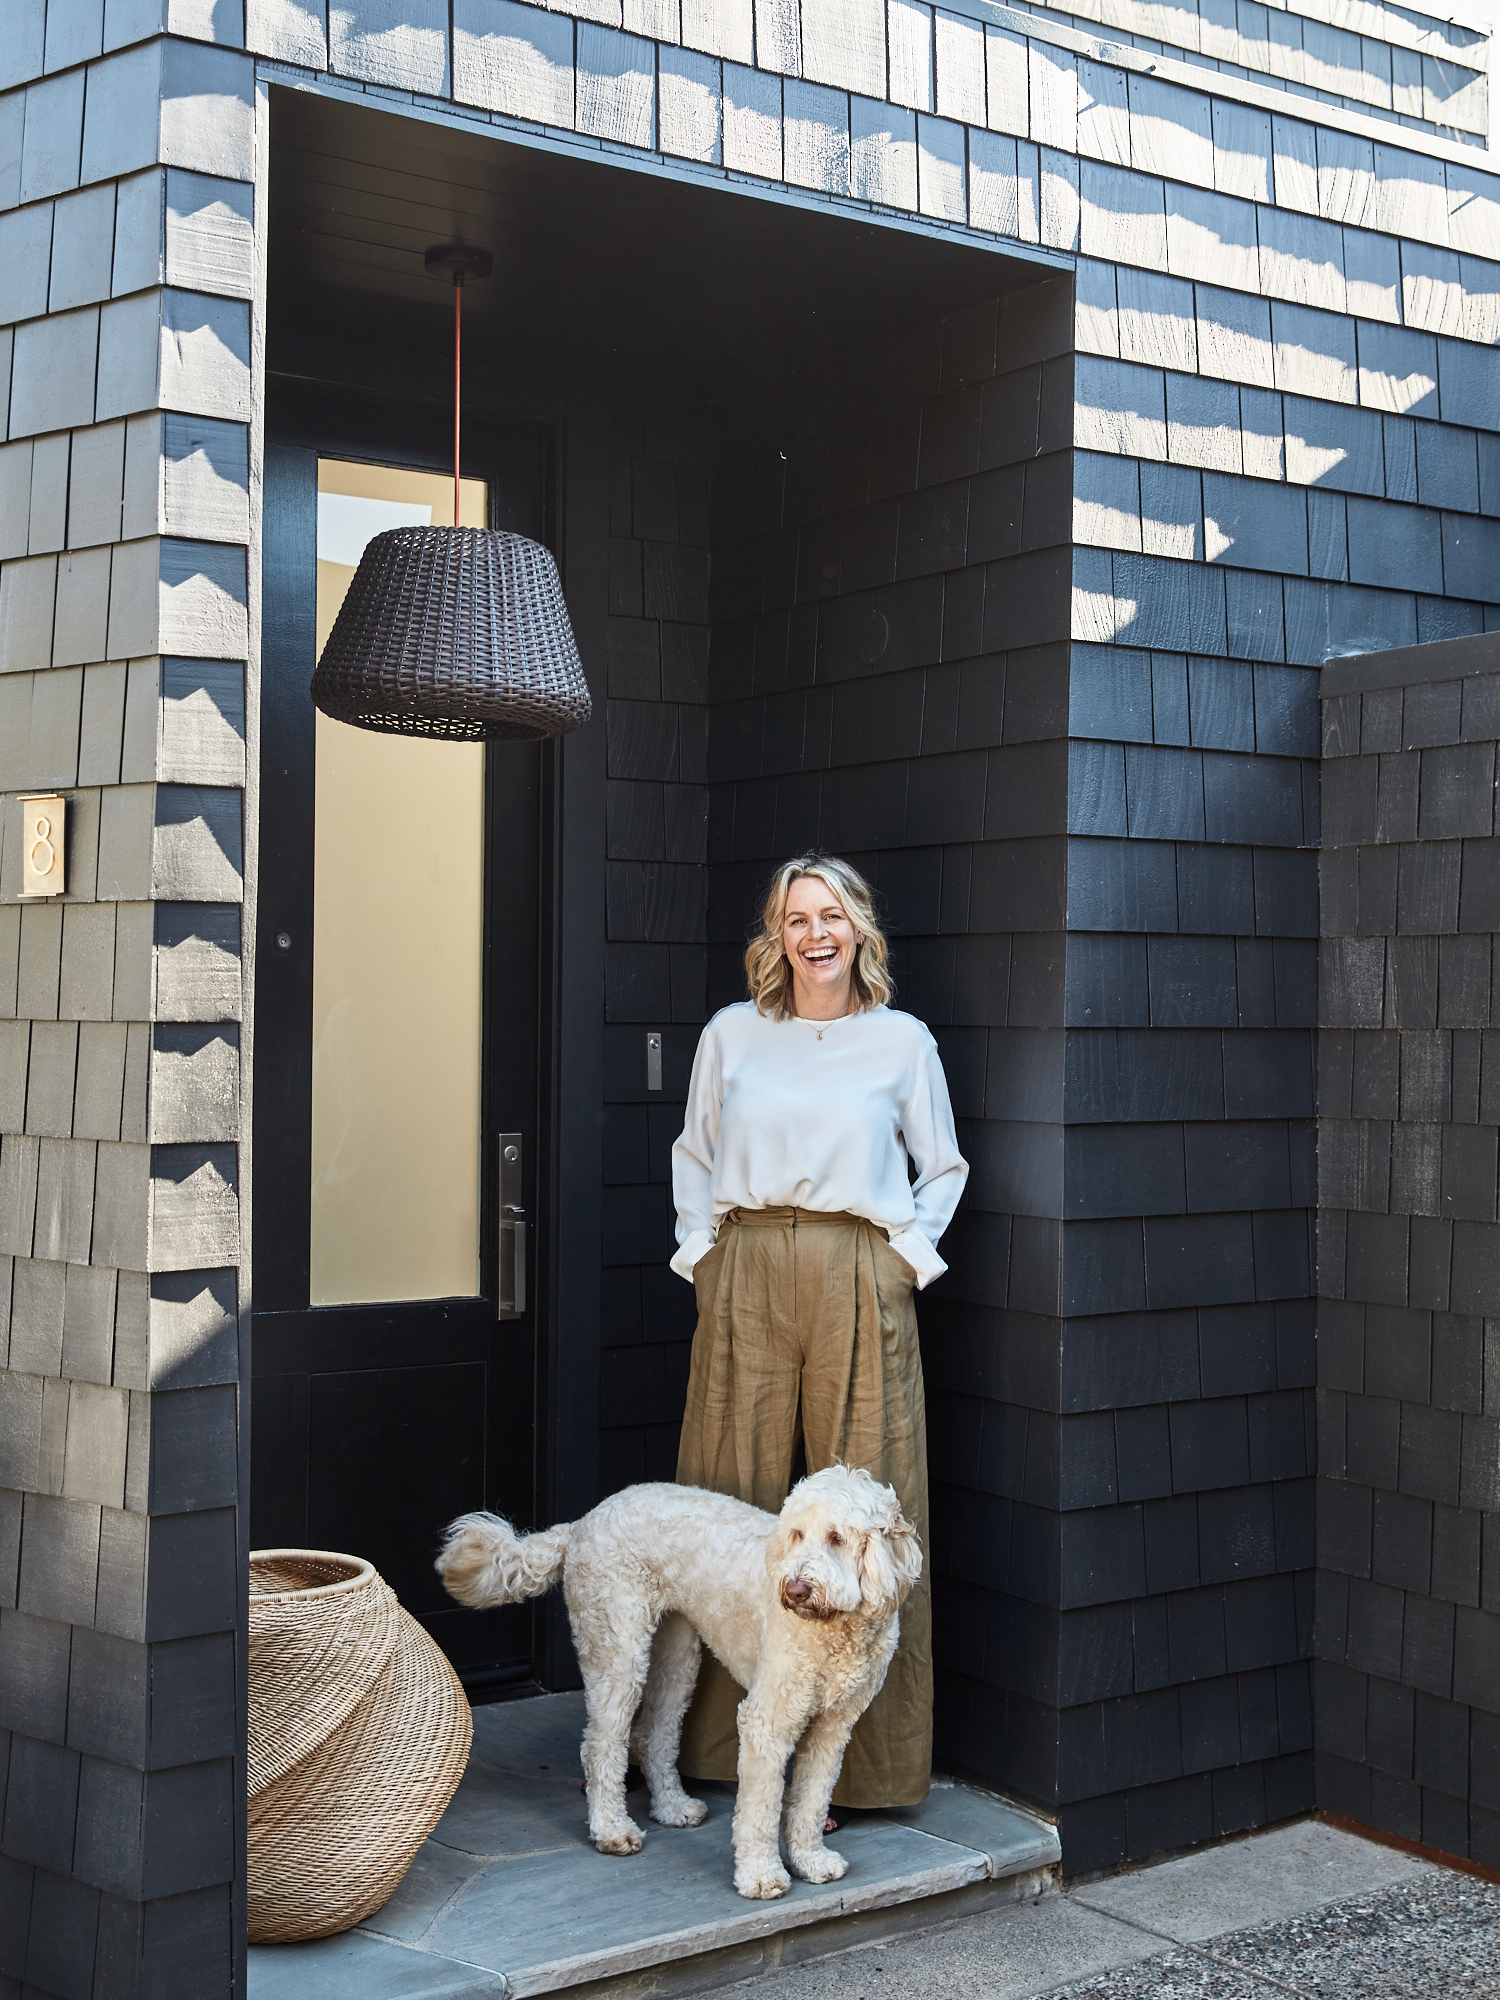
left=311, top=525, right=592, bottom=742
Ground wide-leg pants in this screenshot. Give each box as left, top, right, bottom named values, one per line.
left=675, top=1205, right=931, bottom=1808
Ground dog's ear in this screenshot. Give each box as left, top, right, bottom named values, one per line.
left=861, top=1511, right=921, bottom=1615
left=765, top=1521, right=794, bottom=1576
left=858, top=1529, right=901, bottom=1617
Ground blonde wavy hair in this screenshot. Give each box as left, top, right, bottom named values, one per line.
left=744, top=854, right=894, bottom=1020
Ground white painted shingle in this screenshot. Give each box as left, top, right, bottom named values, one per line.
left=1075, top=355, right=1167, bottom=460
left=159, top=538, right=248, bottom=660
left=0, top=203, right=54, bottom=324
left=576, top=22, right=656, bottom=145
left=49, top=183, right=116, bottom=314
left=0, top=445, right=30, bottom=562
left=1195, top=282, right=1274, bottom=386
left=934, top=10, right=984, bottom=126
left=1075, top=59, right=1127, bottom=166
left=52, top=546, right=111, bottom=668
left=1165, top=183, right=1258, bottom=290
left=1118, top=268, right=1198, bottom=372
left=1342, top=225, right=1399, bottom=322
left=0, top=96, right=25, bottom=213
left=28, top=435, right=68, bottom=554
left=1166, top=372, right=1242, bottom=471
left=624, top=0, right=681, bottom=44
left=79, top=43, right=160, bottom=186
left=1128, top=73, right=1211, bottom=185
left=1075, top=450, right=1142, bottom=553
left=783, top=78, right=848, bottom=192
left=1141, top=460, right=1202, bottom=560
left=984, top=26, right=1027, bottom=139
left=164, top=171, right=255, bottom=298
left=1258, top=206, right=1346, bottom=311
left=162, top=413, right=250, bottom=543
left=21, top=72, right=84, bottom=203
left=0, top=555, right=58, bottom=675
left=967, top=127, right=1022, bottom=239
left=1356, top=320, right=1438, bottom=416
left=681, top=0, right=751, bottom=64
left=850, top=97, right=917, bottom=209
left=1028, top=39, right=1075, bottom=153
left=329, top=0, right=451, bottom=94
left=160, top=290, right=252, bottom=420
left=1075, top=257, right=1118, bottom=358
left=723, top=60, right=780, bottom=175
left=1041, top=145, right=1079, bottom=251
left=47, top=0, right=105, bottom=71
left=113, top=170, right=164, bottom=296
left=1371, top=142, right=1448, bottom=244
left=1, top=1, right=46, bottom=93
left=1270, top=111, right=1317, bottom=214
left=11, top=311, right=98, bottom=438
left=659, top=45, right=721, bottom=162
left=97, top=292, right=160, bottom=422
left=754, top=0, right=800, bottom=77
left=1315, top=128, right=1373, bottom=226
left=1271, top=299, right=1356, bottom=402
left=67, top=424, right=126, bottom=550
left=887, top=0, right=932, bottom=114
left=245, top=0, right=329, bottom=69
left=1401, top=240, right=1465, bottom=336
left=917, top=110, right=964, bottom=221
left=801, top=0, right=884, bottom=99
left=1446, top=159, right=1500, bottom=260
left=1080, top=162, right=1167, bottom=272
left=1460, top=256, right=1500, bottom=348
left=454, top=0, right=576, bottom=123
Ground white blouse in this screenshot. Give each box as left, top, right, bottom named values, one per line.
left=670, top=1001, right=969, bottom=1290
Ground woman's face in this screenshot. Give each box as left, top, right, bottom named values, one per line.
left=781, top=876, right=859, bottom=1009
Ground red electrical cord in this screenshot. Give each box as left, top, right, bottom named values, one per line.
left=453, top=273, right=462, bottom=527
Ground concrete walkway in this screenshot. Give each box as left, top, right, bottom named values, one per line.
left=726, top=1817, right=1500, bottom=2000
left=247, top=1691, right=1060, bottom=2000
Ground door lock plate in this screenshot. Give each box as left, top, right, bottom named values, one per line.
left=498, top=1133, right=525, bottom=1318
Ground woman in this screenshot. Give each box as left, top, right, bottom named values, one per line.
left=670, top=853, right=968, bottom=1809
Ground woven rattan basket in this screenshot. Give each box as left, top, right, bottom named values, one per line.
left=311, top=525, right=593, bottom=741
left=247, top=1550, right=473, bottom=1944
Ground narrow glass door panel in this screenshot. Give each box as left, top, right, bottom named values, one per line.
left=310, top=459, right=488, bottom=1307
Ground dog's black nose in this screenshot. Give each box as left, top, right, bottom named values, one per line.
left=784, top=1578, right=812, bottom=1605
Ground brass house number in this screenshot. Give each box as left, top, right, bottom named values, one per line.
left=19, top=796, right=66, bottom=899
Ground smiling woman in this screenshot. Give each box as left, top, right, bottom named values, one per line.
left=669, top=853, right=969, bottom=1813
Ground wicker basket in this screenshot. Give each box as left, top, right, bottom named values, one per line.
left=247, top=1550, right=473, bottom=1944
left=311, top=526, right=593, bottom=741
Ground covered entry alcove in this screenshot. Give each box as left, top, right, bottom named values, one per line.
left=251, top=82, right=1073, bottom=1721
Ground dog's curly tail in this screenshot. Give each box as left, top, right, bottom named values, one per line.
left=436, top=1511, right=572, bottom=1608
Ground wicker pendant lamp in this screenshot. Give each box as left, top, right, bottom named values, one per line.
left=310, top=244, right=592, bottom=742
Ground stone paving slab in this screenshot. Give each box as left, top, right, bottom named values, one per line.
left=1070, top=1816, right=1432, bottom=1943
left=720, top=1819, right=1500, bottom=2000
left=247, top=1691, right=1060, bottom=2000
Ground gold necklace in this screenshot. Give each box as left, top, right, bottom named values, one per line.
left=804, top=1000, right=854, bottom=1041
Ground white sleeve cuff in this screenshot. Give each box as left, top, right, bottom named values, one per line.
left=670, top=1229, right=718, bottom=1282
left=886, top=1226, right=945, bottom=1290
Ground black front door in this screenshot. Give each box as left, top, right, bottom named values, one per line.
left=251, top=388, right=550, bottom=1696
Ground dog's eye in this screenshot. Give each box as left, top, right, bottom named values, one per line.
left=788, top=1529, right=802, bottom=1544
left=826, top=1531, right=843, bottom=1548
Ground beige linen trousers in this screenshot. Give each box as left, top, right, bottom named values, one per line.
left=675, top=1205, right=931, bottom=1808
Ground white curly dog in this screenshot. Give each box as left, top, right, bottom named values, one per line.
left=437, top=1463, right=922, bottom=1900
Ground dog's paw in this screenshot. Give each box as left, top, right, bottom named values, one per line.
left=734, top=1859, right=792, bottom=1900
left=788, top=1843, right=848, bottom=1884
left=652, top=1795, right=708, bottom=1828
left=594, top=1823, right=645, bottom=1856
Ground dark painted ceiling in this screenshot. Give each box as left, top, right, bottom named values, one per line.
left=267, top=86, right=1051, bottom=403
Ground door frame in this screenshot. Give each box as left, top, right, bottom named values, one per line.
left=251, top=378, right=558, bottom=1695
